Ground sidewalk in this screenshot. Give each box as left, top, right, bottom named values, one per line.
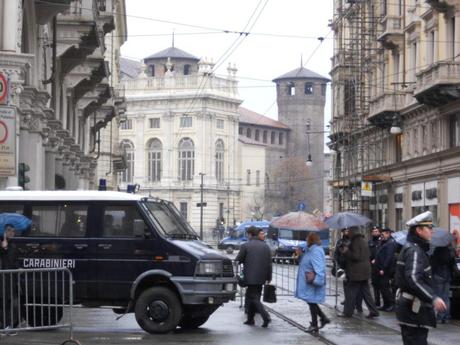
left=267, top=292, right=459, bottom=345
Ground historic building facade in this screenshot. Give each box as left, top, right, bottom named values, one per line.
left=330, top=0, right=460, bottom=232
left=119, top=47, right=242, bottom=232
left=0, top=0, right=127, bottom=191
left=120, top=47, right=330, bottom=231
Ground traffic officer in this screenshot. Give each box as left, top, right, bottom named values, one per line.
left=395, top=211, right=446, bottom=345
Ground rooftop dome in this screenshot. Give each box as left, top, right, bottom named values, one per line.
left=273, top=67, right=330, bottom=82
left=144, top=47, right=200, bottom=62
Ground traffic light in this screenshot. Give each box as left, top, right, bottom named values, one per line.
left=18, top=163, right=30, bottom=189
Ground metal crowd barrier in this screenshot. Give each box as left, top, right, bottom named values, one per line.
left=0, top=268, right=79, bottom=344
left=233, top=256, right=339, bottom=306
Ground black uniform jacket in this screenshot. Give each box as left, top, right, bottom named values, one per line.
left=236, top=238, right=272, bottom=285
left=395, top=233, right=436, bottom=328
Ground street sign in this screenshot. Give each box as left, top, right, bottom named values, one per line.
left=297, top=202, right=306, bottom=211
left=196, top=202, right=207, bottom=207
left=361, top=181, right=374, bottom=197
left=0, top=73, right=8, bottom=104
left=0, top=106, right=16, bottom=176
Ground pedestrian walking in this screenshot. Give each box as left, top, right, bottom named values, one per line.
left=374, top=227, right=397, bottom=312
left=235, top=226, right=272, bottom=328
left=369, top=225, right=382, bottom=307
left=339, top=227, right=379, bottom=318
left=295, top=232, right=330, bottom=333
left=430, top=244, right=457, bottom=323
left=395, top=211, right=446, bottom=345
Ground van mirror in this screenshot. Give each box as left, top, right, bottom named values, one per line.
left=133, top=219, right=147, bottom=238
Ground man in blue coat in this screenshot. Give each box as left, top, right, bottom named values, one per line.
left=236, top=226, right=272, bottom=327
left=375, top=227, right=397, bottom=311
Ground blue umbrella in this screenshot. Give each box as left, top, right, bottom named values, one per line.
left=324, top=212, right=372, bottom=230
left=0, top=213, right=32, bottom=235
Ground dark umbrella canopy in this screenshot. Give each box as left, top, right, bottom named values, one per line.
left=0, top=213, right=32, bottom=235
left=392, top=228, right=455, bottom=248
left=324, top=212, right=372, bottom=230
left=270, top=212, right=328, bottom=231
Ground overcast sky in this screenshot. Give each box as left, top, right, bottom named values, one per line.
left=121, top=0, right=333, bottom=126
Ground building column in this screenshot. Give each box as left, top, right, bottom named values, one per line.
left=455, top=11, right=460, bottom=62
left=2, top=0, right=19, bottom=52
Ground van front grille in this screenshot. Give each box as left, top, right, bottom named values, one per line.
left=223, top=260, right=234, bottom=277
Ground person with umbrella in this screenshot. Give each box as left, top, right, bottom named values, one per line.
left=395, top=211, right=446, bottom=345
left=1, top=225, right=18, bottom=269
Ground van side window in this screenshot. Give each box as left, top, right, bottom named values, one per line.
left=28, top=204, right=87, bottom=237
left=0, top=203, right=24, bottom=214
left=103, top=205, right=145, bottom=237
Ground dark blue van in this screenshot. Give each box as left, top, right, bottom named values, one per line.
left=0, top=191, right=237, bottom=333
left=266, top=226, right=330, bottom=259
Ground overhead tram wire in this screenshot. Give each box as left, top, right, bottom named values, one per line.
left=174, top=0, right=270, bottom=144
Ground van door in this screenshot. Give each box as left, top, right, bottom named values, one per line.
left=13, top=202, right=91, bottom=300
left=93, top=202, right=166, bottom=301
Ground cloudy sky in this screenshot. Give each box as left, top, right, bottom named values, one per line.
left=121, top=0, right=333, bottom=124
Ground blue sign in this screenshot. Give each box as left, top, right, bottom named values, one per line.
left=297, top=202, right=306, bottom=211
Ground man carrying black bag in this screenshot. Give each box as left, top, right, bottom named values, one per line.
left=236, top=226, right=272, bottom=328
left=395, top=211, right=446, bottom=345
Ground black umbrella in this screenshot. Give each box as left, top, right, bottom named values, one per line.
left=324, top=212, right=372, bottom=230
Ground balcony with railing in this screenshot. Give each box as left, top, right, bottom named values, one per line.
left=123, top=74, right=240, bottom=98
left=378, top=16, right=403, bottom=50
left=414, top=61, right=460, bottom=106
left=368, top=92, right=406, bottom=127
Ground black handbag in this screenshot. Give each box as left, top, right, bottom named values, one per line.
left=237, top=272, right=247, bottom=287
left=263, top=284, right=277, bottom=303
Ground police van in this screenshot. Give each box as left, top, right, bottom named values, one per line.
left=0, top=191, right=237, bottom=333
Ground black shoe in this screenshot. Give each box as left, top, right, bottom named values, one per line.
left=244, top=319, right=255, bottom=326
left=337, top=313, right=352, bottom=318
left=356, top=308, right=363, bottom=314
left=306, top=322, right=319, bottom=333
left=377, top=306, right=387, bottom=311
left=383, top=306, right=394, bottom=312
left=366, top=312, right=379, bottom=319
left=340, top=300, right=345, bottom=305
left=319, top=317, right=331, bottom=329
left=261, top=319, right=271, bottom=328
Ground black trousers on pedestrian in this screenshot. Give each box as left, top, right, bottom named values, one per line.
left=400, top=325, right=428, bottom=345
left=344, top=280, right=379, bottom=316
left=246, top=285, right=270, bottom=323
left=307, top=303, right=327, bottom=327
left=371, top=273, right=381, bottom=307
left=343, top=280, right=363, bottom=312
left=379, top=274, right=395, bottom=307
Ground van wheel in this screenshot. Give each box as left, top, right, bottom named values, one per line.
left=28, top=306, right=63, bottom=327
left=179, top=315, right=209, bottom=329
left=135, top=287, right=182, bottom=334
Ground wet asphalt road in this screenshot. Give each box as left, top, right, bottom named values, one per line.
left=0, top=301, right=325, bottom=345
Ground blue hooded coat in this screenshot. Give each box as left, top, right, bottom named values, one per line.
left=295, top=244, right=326, bottom=304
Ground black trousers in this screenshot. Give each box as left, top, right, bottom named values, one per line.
left=379, top=274, right=395, bottom=307
left=307, top=303, right=327, bottom=327
left=344, top=280, right=379, bottom=316
left=246, top=285, right=270, bottom=322
left=400, top=325, right=428, bottom=345
left=343, top=280, right=363, bottom=312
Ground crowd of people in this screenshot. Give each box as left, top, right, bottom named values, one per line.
left=236, top=211, right=459, bottom=345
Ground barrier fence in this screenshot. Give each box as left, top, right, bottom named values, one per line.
left=0, top=267, right=78, bottom=343
left=233, top=257, right=339, bottom=306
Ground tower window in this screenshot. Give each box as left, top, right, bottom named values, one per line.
left=255, top=130, right=260, bottom=141
left=149, top=65, right=155, bottom=77
left=305, top=83, right=313, bottom=95
left=287, top=82, right=295, bottom=96
left=271, top=131, right=275, bottom=144
left=246, top=128, right=251, bottom=138
left=184, top=64, right=191, bottom=75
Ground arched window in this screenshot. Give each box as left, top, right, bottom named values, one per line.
left=147, top=138, right=162, bottom=182
left=120, top=140, right=134, bottom=183
left=178, top=138, right=195, bottom=181
left=215, top=140, right=224, bottom=183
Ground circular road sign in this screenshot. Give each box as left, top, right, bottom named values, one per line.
left=0, top=120, right=8, bottom=144
left=0, top=73, right=8, bottom=103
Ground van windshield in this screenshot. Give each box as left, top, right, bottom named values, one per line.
left=143, top=200, right=198, bottom=239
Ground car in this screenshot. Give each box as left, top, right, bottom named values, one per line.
left=217, top=231, right=248, bottom=251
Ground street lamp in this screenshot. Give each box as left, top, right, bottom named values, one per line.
left=390, top=115, right=402, bottom=135
left=306, top=154, right=313, bottom=166
left=305, top=122, right=312, bottom=166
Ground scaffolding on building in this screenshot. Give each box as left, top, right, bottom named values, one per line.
left=329, top=0, right=394, bottom=223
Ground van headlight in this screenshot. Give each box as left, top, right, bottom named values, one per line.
left=196, top=261, right=223, bottom=276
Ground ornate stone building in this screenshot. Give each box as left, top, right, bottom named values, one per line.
left=0, top=0, right=127, bottom=191
left=119, top=47, right=242, bottom=232
left=330, top=0, right=460, bottom=232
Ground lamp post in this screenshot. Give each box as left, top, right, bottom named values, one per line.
left=306, top=121, right=313, bottom=166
